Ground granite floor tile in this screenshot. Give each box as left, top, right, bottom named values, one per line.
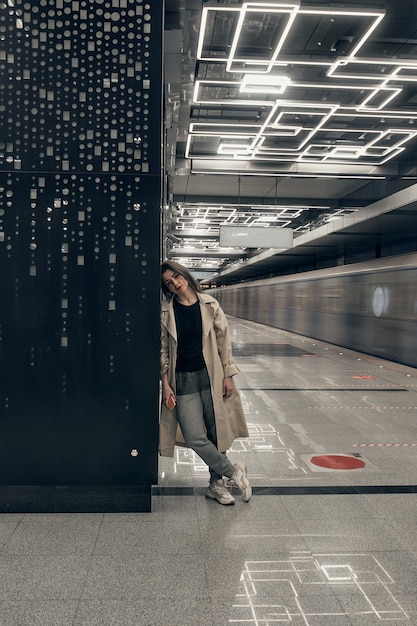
left=0, top=515, right=24, bottom=524
left=207, top=538, right=312, bottom=566
left=94, top=518, right=201, bottom=556
left=0, top=600, right=79, bottom=626
left=149, top=494, right=198, bottom=519
left=347, top=615, right=414, bottom=625
left=81, top=554, right=210, bottom=601
left=363, top=494, right=417, bottom=516
left=1, top=516, right=102, bottom=557
left=0, top=522, right=23, bottom=552
left=292, top=516, right=412, bottom=552
left=0, top=555, right=90, bottom=601
left=73, top=597, right=213, bottom=626
left=283, top=494, right=381, bottom=521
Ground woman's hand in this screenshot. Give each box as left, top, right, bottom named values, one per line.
left=162, top=382, right=176, bottom=409
left=222, top=376, right=234, bottom=399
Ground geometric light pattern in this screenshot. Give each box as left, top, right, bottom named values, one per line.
left=167, top=203, right=305, bottom=269
left=167, top=202, right=358, bottom=270
left=230, top=553, right=409, bottom=624
left=188, top=3, right=417, bottom=173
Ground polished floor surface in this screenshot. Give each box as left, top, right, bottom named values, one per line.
left=1, top=317, right=417, bottom=625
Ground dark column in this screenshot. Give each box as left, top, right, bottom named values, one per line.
left=0, top=1, right=162, bottom=512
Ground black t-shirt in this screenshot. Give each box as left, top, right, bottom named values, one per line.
left=173, top=299, right=206, bottom=372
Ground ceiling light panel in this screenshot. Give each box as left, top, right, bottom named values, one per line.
left=289, top=9, right=384, bottom=58
left=172, top=203, right=311, bottom=243
left=188, top=2, right=417, bottom=175
left=328, top=58, right=417, bottom=82
left=227, top=3, right=299, bottom=73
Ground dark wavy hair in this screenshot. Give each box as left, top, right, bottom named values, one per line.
left=161, top=260, right=202, bottom=298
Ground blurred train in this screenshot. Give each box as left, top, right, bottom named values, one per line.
left=211, top=253, right=417, bottom=369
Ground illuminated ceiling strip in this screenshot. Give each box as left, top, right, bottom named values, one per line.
left=251, top=146, right=407, bottom=165
left=177, top=203, right=323, bottom=211
left=266, top=126, right=303, bottom=136
left=279, top=106, right=417, bottom=119
left=228, top=7, right=383, bottom=71
left=227, top=2, right=299, bottom=74
left=196, top=6, right=237, bottom=59
left=324, top=147, right=364, bottom=160
left=198, top=5, right=385, bottom=68
left=328, top=57, right=417, bottom=81
left=358, top=87, right=402, bottom=110
left=250, top=101, right=282, bottom=149
left=367, top=129, right=417, bottom=151
left=187, top=134, right=409, bottom=166
left=186, top=119, right=417, bottom=160
left=190, top=123, right=262, bottom=135
left=188, top=117, right=417, bottom=160
left=184, top=133, right=193, bottom=159
left=195, top=7, right=208, bottom=60
left=240, top=74, right=291, bottom=94
left=199, top=132, right=257, bottom=140
left=331, top=110, right=417, bottom=121
left=193, top=80, right=402, bottom=109
left=189, top=167, right=386, bottom=180
left=295, top=147, right=405, bottom=166
left=217, top=136, right=260, bottom=158
left=273, top=108, right=337, bottom=119
left=193, top=80, right=272, bottom=107
left=218, top=144, right=253, bottom=155
left=254, top=146, right=407, bottom=165
left=295, top=82, right=399, bottom=94
left=297, top=106, right=338, bottom=151
left=267, top=126, right=380, bottom=139
left=193, top=87, right=415, bottom=119
left=294, top=7, right=385, bottom=58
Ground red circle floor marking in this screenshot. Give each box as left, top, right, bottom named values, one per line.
left=311, top=454, right=366, bottom=470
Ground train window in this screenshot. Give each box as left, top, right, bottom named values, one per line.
left=399, top=270, right=417, bottom=321
left=293, top=283, right=310, bottom=309
left=344, top=275, right=364, bottom=315
left=359, top=284, right=369, bottom=315
left=275, top=285, right=289, bottom=308
left=320, top=284, right=344, bottom=313
left=380, top=271, right=417, bottom=321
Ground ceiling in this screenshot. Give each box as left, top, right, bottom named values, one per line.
left=164, top=0, right=417, bottom=284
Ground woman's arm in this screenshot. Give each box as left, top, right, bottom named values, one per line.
left=212, top=300, right=240, bottom=378
left=160, top=316, right=175, bottom=407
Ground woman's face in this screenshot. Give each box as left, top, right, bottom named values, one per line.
left=162, top=269, right=189, bottom=296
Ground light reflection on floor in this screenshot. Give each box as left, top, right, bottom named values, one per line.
left=229, top=552, right=409, bottom=624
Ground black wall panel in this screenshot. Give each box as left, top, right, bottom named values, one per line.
left=0, top=1, right=162, bottom=511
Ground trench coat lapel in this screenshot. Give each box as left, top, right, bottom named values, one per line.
left=161, top=299, right=177, bottom=343
left=199, top=295, right=214, bottom=342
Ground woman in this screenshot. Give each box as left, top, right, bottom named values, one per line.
left=160, top=260, right=252, bottom=504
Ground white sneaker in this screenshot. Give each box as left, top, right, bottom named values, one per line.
left=206, top=480, right=235, bottom=505
left=231, top=461, right=252, bottom=502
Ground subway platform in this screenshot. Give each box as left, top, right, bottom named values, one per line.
left=1, top=316, right=417, bottom=625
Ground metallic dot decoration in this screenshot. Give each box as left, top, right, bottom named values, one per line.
left=0, top=0, right=162, bottom=424
left=0, top=0, right=156, bottom=174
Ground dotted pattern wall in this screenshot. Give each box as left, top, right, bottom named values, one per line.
left=0, top=0, right=162, bottom=490
left=0, top=0, right=157, bottom=174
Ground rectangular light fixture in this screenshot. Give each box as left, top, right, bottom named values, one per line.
left=240, top=74, right=291, bottom=94
left=220, top=225, right=293, bottom=248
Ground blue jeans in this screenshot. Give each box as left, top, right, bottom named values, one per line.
left=175, top=368, right=236, bottom=484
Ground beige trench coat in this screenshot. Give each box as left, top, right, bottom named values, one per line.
left=159, top=292, right=249, bottom=457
